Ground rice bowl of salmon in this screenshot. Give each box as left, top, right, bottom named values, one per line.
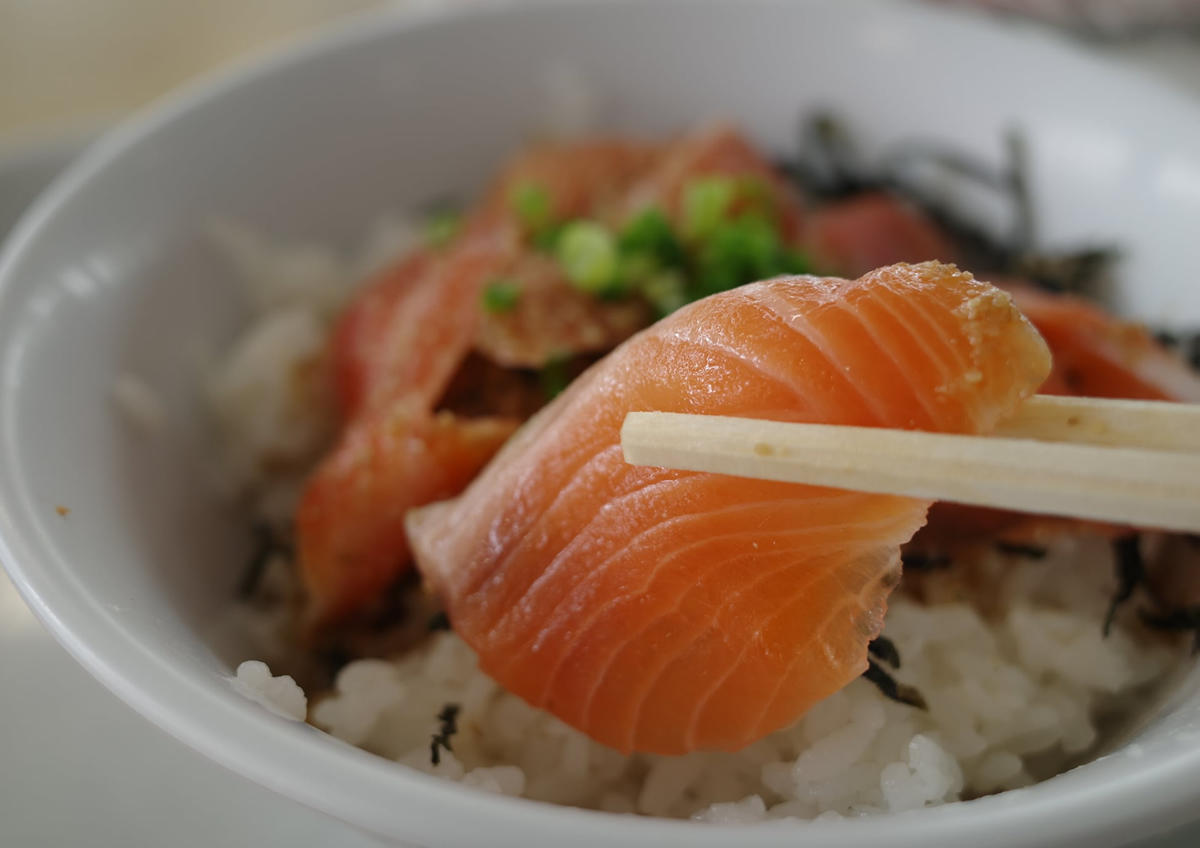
left=3, top=1, right=1200, bottom=846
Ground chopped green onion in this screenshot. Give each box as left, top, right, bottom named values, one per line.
left=779, top=248, right=813, bottom=275
left=532, top=224, right=565, bottom=253
left=733, top=176, right=779, bottom=221
left=510, top=182, right=554, bottom=233
left=682, top=177, right=737, bottom=242
left=639, top=270, right=690, bottom=318
left=616, top=252, right=659, bottom=289
left=557, top=221, right=620, bottom=295
left=693, top=214, right=792, bottom=296
left=618, top=208, right=686, bottom=268
left=425, top=211, right=462, bottom=248
left=540, top=356, right=572, bottom=400
left=480, top=279, right=521, bottom=314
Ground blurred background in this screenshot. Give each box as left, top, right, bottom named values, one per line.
left=4, top=0, right=1200, bottom=154
left=0, top=0, right=387, bottom=148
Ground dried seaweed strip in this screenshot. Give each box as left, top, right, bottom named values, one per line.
left=867, top=635, right=902, bottom=669
left=785, top=113, right=1118, bottom=297
left=996, top=542, right=1048, bottom=560
left=237, top=522, right=294, bottom=599
left=430, top=703, right=461, bottom=766
left=1104, top=535, right=1145, bottom=637
left=901, top=550, right=952, bottom=571
left=1140, top=607, right=1200, bottom=655
left=863, top=659, right=927, bottom=710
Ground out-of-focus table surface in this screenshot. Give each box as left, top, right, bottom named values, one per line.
left=0, top=0, right=388, bottom=149
left=3, top=3, right=1200, bottom=847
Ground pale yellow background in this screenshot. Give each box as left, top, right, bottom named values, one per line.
left=0, top=0, right=387, bottom=148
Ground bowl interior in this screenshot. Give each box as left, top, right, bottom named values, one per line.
left=3, top=1, right=1200, bottom=846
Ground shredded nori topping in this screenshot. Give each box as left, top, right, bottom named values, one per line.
left=900, top=550, right=952, bottom=571
left=867, top=635, right=902, bottom=669
left=1156, top=333, right=1200, bottom=372
left=1104, top=535, right=1145, bottom=637
left=863, top=659, right=927, bottom=711
left=237, top=522, right=294, bottom=599
left=1140, top=607, right=1200, bottom=655
left=995, top=542, right=1049, bottom=560
left=782, top=113, right=1118, bottom=297
left=430, top=703, right=461, bottom=766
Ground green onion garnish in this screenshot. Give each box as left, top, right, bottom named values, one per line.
left=618, top=208, right=686, bottom=269
left=481, top=279, right=521, bottom=314
left=693, top=214, right=797, bottom=296
left=779, top=248, right=814, bottom=275
left=425, top=211, right=462, bottom=248
left=682, top=177, right=737, bottom=242
left=639, top=270, right=689, bottom=318
left=539, top=356, right=572, bottom=400
left=532, top=224, right=565, bottom=253
left=557, top=221, right=620, bottom=295
left=510, top=182, right=553, bottom=233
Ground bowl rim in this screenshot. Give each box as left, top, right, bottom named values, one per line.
left=2, top=0, right=1200, bottom=844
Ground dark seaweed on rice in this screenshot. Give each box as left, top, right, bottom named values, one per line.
left=995, top=542, right=1049, bottom=560
left=863, top=659, right=927, bottom=711
left=867, top=635, right=902, bottom=669
left=1104, top=535, right=1145, bottom=637
left=781, top=113, right=1119, bottom=297
left=1140, top=607, right=1200, bottom=655
left=430, top=703, right=461, bottom=766
left=237, top=521, right=295, bottom=599
left=900, top=550, right=953, bottom=571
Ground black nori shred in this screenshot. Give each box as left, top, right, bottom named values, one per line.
left=901, top=550, right=952, bottom=571
left=319, top=644, right=353, bottom=679
left=784, top=113, right=1119, bottom=297
left=1188, top=336, right=1200, bottom=372
left=427, top=610, right=451, bottom=632
left=1155, top=330, right=1180, bottom=348
left=237, top=522, right=294, bottom=599
left=365, top=571, right=418, bottom=633
left=430, top=703, right=461, bottom=766
left=863, top=659, right=927, bottom=710
left=996, top=542, right=1049, bottom=560
left=867, top=636, right=902, bottom=669
left=1140, top=607, right=1200, bottom=655
left=1104, top=535, right=1144, bottom=637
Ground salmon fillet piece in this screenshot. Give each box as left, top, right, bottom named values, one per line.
left=408, top=261, right=1051, bottom=754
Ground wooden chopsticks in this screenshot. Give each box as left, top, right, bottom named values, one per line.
left=620, top=396, right=1200, bottom=533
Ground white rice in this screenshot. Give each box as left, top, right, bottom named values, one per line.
left=202, top=216, right=420, bottom=504
left=231, top=660, right=308, bottom=722
left=299, top=539, right=1176, bottom=819
left=209, top=223, right=1186, bottom=822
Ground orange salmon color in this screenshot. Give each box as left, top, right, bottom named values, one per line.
left=298, top=410, right=519, bottom=623
left=407, top=261, right=1051, bottom=754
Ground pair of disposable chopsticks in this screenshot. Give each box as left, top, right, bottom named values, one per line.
left=620, top=395, right=1200, bottom=533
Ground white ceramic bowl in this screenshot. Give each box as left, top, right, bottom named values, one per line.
left=3, top=1, right=1200, bottom=845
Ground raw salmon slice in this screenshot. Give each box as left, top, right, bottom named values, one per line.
left=407, top=261, right=1051, bottom=754
left=1004, top=283, right=1200, bottom=402
left=914, top=282, right=1200, bottom=550
left=301, top=142, right=662, bottom=620
left=806, top=192, right=959, bottom=277
left=297, top=409, right=519, bottom=623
